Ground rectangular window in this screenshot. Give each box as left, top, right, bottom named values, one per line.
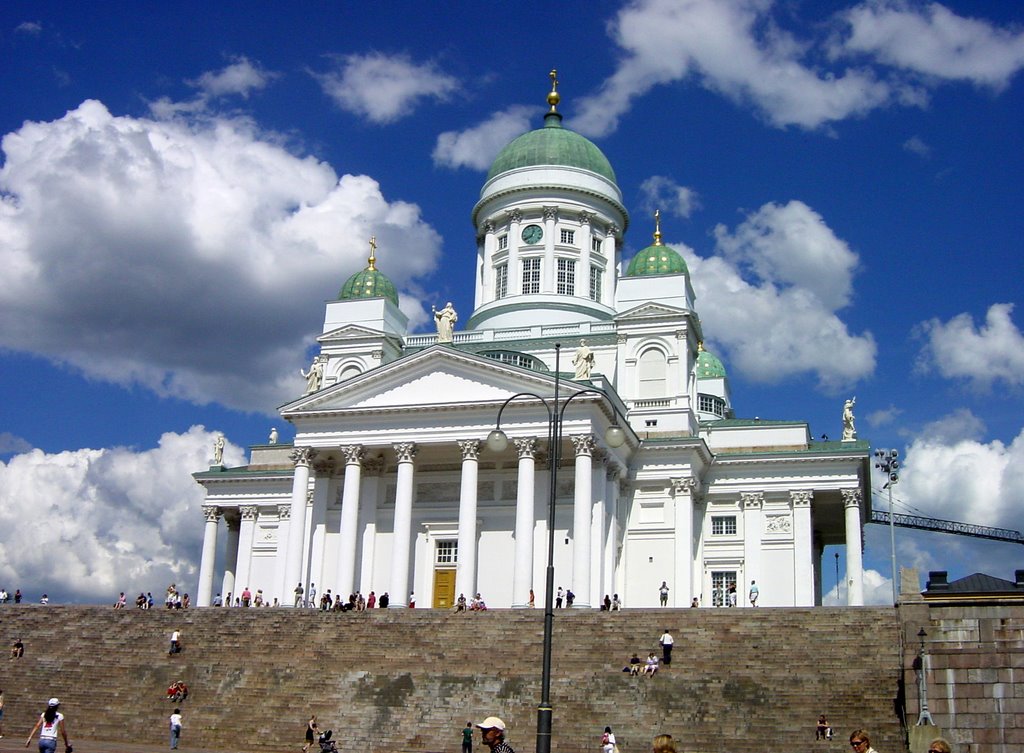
left=592, top=236, right=602, bottom=252
left=711, top=515, right=737, bottom=536
left=495, top=264, right=508, bottom=299
left=497, top=235, right=508, bottom=251
left=435, top=541, right=458, bottom=565
left=589, top=266, right=603, bottom=302
left=557, top=258, right=575, bottom=295
left=521, top=258, right=541, bottom=294
left=560, top=229, right=575, bottom=245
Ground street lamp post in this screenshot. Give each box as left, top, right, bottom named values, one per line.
left=486, top=343, right=627, bottom=753
left=874, top=449, right=900, bottom=604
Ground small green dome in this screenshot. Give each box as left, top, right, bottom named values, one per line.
left=486, top=113, right=617, bottom=184
left=696, top=344, right=727, bottom=379
left=625, top=243, right=688, bottom=276
left=338, top=237, right=399, bottom=306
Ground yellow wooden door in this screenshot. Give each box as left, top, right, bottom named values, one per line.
left=433, top=568, right=456, bottom=609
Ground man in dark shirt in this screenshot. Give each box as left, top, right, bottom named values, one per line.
left=461, top=721, right=473, bottom=753
left=477, top=717, right=514, bottom=753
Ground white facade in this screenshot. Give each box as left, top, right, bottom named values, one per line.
left=194, top=99, right=872, bottom=610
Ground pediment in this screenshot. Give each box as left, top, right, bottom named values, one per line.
left=318, top=324, right=395, bottom=342
left=281, top=346, right=564, bottom=416
left=616, top=301, right=688, bottom=320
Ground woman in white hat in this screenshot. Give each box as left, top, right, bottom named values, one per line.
left=26, top=698, right=71, bottom=753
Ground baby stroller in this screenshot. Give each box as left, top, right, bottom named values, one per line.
left=319, top=730, right=338, bottom=753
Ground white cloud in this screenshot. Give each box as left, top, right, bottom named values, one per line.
left=713, top=200, right=859, bottom=309
left=0, top=432, right=32, bottom=455
left=683, top=253, right=875, bottom=389
left=866, top=405, right=902, bottom=428
left=0, top=426, right=236, bottom=603
left=572, top=0, right=891, bottom=136
left=314, top=52, right=457, bottom=124
left=836, top=1, right=1024, bottom=90
left=898, top=419, right=1024, bottom=534
left=638, top=176, right=700, bottom=219
left=902, top=135, right=930, bottom=157
left=0, top=100, right=443, bottom=413
left=189, top=56, right=275, bottom=99
left=915, top=303, right=1024, bottom=389
left=433, top=105, right=539, bottom=171
left=14, top=21, right=42, bottom=35
left=822, top=567, right=891, bottom=605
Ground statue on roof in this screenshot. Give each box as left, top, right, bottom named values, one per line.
left=841, top=397, right=857, bottom=442
left=213, top=433, right=225, bottom=466
left=432, top=301, right=457, bottom=343
left=573, top=339, right=595, bottom=380
left=268, top=427, right=279, bottom=445
left=300, top=355, right=326, bottom=395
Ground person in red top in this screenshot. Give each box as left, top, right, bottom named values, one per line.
left=241, top=587, right=252, bottom=607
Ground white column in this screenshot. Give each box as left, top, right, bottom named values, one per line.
left=603, top=466, right=621, bottom=600
left=478, top=220, right=495, bottom=305
left=274, top=504, right=290, bottom=605
left=508, top=209, right=522, bottom=294
left=234, top=505, right=257, bottom=604
left=197, top=506, right=220, bottom=606
left=358, top=456, right=384, bottom=596
left=672, top=478, right=697, bottom=607
left=389, top=442, right=417, bottom=608
left=220, top=513, right=240, bottom=604
left=283, top=447, right=318, bottom=605
left=510, top=437, right=538, bottom=608
left=570, top=434, right=595, bottom=608
left=792, top=491, right=814, bottom=606
left=308, top=463, right=333, bottom=595
left=336, top=445, right=364, bottom=598
left=578, top=212, right=592, bottom=298
left=741, top=492, right=763, bottom=605
left=843, top=488, right=865, bottom=606
left=602, top=225, right=618, bottom=302
left=455, top=440, right=481, bottom=602
left=543, top=206, right=558, bottom=293
left=590, top=452, right=607, bottom=605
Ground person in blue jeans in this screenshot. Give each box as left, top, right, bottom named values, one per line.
left=169, top=708, right=183, bottom=750
left=26, top=698, right=71, bottom=753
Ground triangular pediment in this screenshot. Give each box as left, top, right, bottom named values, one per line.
left=318, top=324, right=396, bottom=343
left=616, top=301, right=689, bottom=320
left=281, top=346, right=568, bottom=416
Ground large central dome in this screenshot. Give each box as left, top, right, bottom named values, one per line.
left=486, top=112, right=617, bottom=183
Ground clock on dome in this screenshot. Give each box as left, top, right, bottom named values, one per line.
left=521, top=224, right=543, bottom=244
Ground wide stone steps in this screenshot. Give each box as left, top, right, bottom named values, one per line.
left=0, top=605, right=904, bottom=753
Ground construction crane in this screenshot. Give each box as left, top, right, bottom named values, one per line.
left=870, top=510, right=1024, bottom=545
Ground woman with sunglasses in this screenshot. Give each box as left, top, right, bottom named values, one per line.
left=849, top=730, right=877, bottom=753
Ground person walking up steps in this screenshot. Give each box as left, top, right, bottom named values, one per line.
left=26, top=698, right=71, bottom=753
left=659, top=627, right=674, bottom=666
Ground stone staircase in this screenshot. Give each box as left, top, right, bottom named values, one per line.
left=0, top=605, right=904, bottom=753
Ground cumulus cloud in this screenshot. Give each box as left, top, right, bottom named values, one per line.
left=670, top=199, right=873, bottom=389
left=891, top=419, right=1024, bottom=566
left=823, top=567, right=892, bottom=605
left=835, top=1, right=1024, bottom=90
left=189, top=56, right=276, bottom=99
left=572, top=0, right=891, bottom=136
left=0, top=426, right=235, bottom=603
left=866, top=405, right=902, bottom=428
left=915, top=303, right=1024, bottom=389
left=0, top=432, right=32, bottom=455
left=638, top=176, right=700, bottom=219
left=0, top=100, right=442, bottom=413
left=314, top=52, right=457, bottom=124
left=433, top=105, right=539, bottom=171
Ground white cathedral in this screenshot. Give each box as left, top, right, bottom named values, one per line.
left=194, top=77, right=872, bottom=610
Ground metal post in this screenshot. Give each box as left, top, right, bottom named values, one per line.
left=888, top=481, right=897, bottom=604
left=916, top=628, right=934, bottom=726
left=536, top=343, right=561, bottom=753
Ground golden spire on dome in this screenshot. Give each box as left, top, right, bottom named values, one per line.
left=698, top=341, right=706, bottom=352
left=547, top=69, right=561, bottom=113
left=367, top=236, right=377, bottom=270
left=653, top=209, right=663, bottom=246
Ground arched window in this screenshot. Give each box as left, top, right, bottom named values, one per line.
left=638, top=348, right=667, bottom=398
left=339, top=365, right=361, bottom=382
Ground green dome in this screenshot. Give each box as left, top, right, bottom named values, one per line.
left=486, top=113, right=617, bottom=183
left=696, top=345, right=727, bottom=379
left=625, top=242, right=688, bottom=276
left=339, top=267, right=398, bottom=307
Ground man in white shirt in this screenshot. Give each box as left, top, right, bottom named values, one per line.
left=659, top=629, right=674, bottom=666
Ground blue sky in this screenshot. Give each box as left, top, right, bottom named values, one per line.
left=1, top=1, right=1022, bottom=604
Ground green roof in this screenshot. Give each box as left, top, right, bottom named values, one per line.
left=625, top=243, right=688, bottom=276
left=696, top=347, right=726, bottom=379
left=486, top=113, right=616, bottom=183
left=338, top=267, right=398, bottom=307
